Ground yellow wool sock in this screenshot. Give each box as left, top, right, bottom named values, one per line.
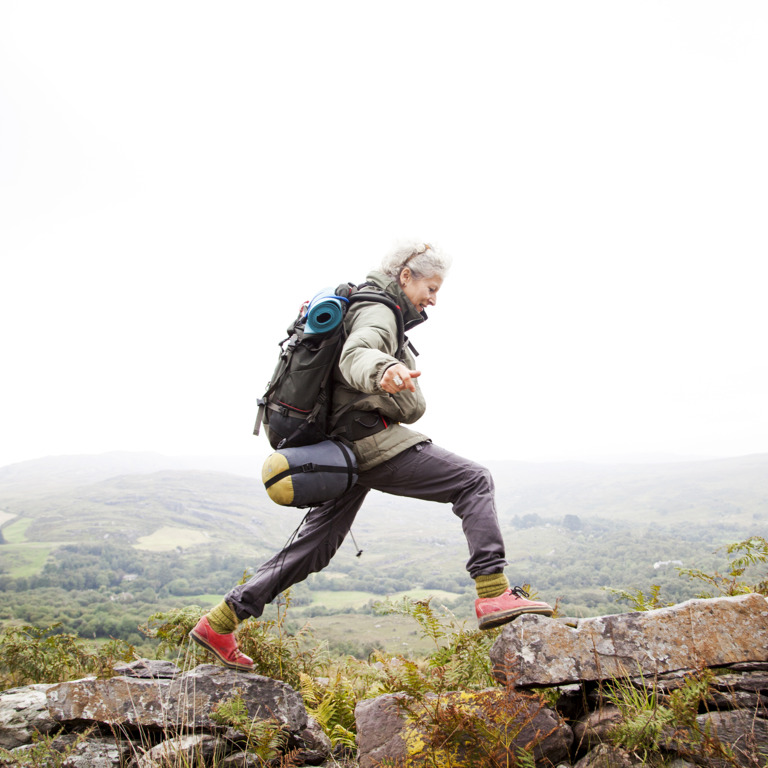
left=206, top=600, right=239, bottom=635
left=475, top=573, right=510, bottom=599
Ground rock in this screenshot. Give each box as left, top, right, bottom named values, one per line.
left=355, top=693, right=407, bottom=768
left=660, top=708, right=768, bottom=767
left=711, top=670, right=768, bottom=693
left=696, top=710, right=768, bottom=767
left=218, top=751, right=263, bottom=767
left=132, top=734, right=219, bottom=768
left=574, top=743, right=642, bottom=767
left=295, top=715, right=333, bottom=763
left=46, top=664, right=307, bottom=733
left=728, top=661, right=768, bottom=672
left=51, top=732, right=132, bottom=768
left=706, top=670, right=768, bottom=712
left=0, top=684, right=58, bottom=749
left=112, top=659, right=181, bottom=679
left=355, top=688, right=572, bottom=768
left=490, top=594, right=768, bottom=687
left=571, top=705, right=622, bottom=752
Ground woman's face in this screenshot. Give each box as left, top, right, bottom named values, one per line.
left=400, top=268, right=443, bottom=313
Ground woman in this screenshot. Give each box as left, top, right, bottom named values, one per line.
left=191, top=241, right=553, bottom=671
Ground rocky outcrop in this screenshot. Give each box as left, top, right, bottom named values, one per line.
left=490, top=593, right=768, bottom=687
left=0, top=684, right=57, bottom=749
left=46, top=663, right=307, bottom=732
left=2, top=595, right=767, bottom=767
left=353, top=668, right=768, bottom=767
left=356, top=689, right=572, bottom=768
left=1, top=660, right=332, bottom=767
left=355, top=594, right=768, bottom=767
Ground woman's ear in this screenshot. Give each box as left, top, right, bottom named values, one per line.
left=400, top=267, right=411, bottom=286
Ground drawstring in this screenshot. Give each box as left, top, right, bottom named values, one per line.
left=349, top=529, right=363, bottom=557
left=274, top=509, right=363, bottom=592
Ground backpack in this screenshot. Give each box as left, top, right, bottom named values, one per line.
left=254, top=282, right=404, bottom=451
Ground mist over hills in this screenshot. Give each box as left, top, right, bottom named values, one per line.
left=0, top=451, right=264, bottom=489
left=2, top=450, right=766, bottom=559
left=4, top=449, right=767, bottom=507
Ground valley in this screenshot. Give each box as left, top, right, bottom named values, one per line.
left=1, top=451, right=766, bottom=657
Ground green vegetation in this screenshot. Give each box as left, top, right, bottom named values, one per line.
left=134, top=525, right=210, bottom=551
left=1, top=517, right=34, bottom=544
left=0, top=623, right=134, bottom=689
left=0, top=542, right=56, bottom=580
left=0, top=521, right=748, bottom=650
left=0, top=731, right=95, bottom=768
left=1, top=538, right=766, bottom=766
left=1, top=454, right=766, bottom=655
left=610, top=535, right=768, bottom=611
left=606, top=669, right=718, bottom=760
left=210, top=696, right=289, bottom=762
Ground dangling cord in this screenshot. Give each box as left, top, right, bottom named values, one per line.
left=349, top=529, right=363, bottom=558
left=272, top=508, right=313, bottom=583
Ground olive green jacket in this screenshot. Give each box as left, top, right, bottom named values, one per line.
left=331, top=271, right=430, bottom=471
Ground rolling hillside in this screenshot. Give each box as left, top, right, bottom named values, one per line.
left=1, top=451, right=766, bottom=651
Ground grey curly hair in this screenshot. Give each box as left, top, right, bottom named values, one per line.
left=380, top=240, right=451, bottom=281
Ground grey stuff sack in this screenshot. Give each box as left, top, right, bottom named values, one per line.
left=261, top=439, right=358, bottom=508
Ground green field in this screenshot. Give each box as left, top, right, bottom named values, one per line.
left=189, top=594, right=226, bottom=607
left=134, top=526, right=211, bottom=552
left=2, top=543, right=56, bottom=579
left=298, top=612, right=452, bottom=657
left=2, top=516, right=61, bottom=579
left=307, top=588, right=462, bottom=612
left=2, top=517, right=33, bottom=544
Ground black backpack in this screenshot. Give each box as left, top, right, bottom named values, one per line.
left=254, top=283, right=404, bottom=450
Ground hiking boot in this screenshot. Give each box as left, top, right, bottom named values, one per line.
left=189, top=615, right=254, bottom=671
left=475, top=587, right=554, bottom=630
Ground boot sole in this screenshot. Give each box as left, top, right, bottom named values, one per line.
left=478, top=605, right=554, bottom=630
left=189, top=629, right=254, bottom=672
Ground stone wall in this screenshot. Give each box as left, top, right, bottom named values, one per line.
left=1, top=594, right=767, bottom=767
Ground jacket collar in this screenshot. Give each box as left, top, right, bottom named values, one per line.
left=364, top=270, right=426, bottom=331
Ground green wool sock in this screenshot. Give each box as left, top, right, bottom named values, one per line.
left=206, top=600, right=239, bottom=635
left=475, top=572, right=510, bottom=599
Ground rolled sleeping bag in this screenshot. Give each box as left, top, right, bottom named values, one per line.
left=262, top=439, right=358, bottom=507
left=304, top=289, right=348, bottom=335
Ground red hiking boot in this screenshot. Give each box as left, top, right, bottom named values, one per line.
left=475, top=587, right=554, bottom=630
left=189, top=615, right=254, bottom=671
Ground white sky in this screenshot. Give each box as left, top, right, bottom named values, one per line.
left=1, top=1, right=766, bottom=469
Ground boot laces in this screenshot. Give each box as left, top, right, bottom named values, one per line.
left=511, top=586, right=530, bottom=599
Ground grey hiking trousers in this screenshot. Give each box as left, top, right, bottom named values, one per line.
left=226, top=441, right=508, bottom=621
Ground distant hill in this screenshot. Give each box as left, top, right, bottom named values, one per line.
left=486, top=452, right=768, bottom=527
left=3, top=450, right=767, bottom=546
left=0, top=451, right=264, bottom=491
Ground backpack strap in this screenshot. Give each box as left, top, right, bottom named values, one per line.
left=254, top=332, right=297, bottom=436
left=347, top=289, right=406, bottom=359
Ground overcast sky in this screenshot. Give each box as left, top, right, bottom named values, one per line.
left=1, top=1, right=766, bottom=470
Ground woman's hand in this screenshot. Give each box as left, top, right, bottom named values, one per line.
left=380, top=363, right=421, bottom=394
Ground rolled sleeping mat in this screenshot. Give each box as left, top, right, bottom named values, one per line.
left=304, top=289, right=348, bottom=335
left=262, top=439, right=358, bottom=507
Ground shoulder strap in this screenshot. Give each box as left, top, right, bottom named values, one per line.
left=347, top=288, right=406, bottom=359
